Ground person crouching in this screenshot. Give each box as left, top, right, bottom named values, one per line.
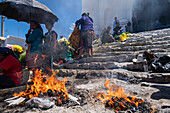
left=0, top=47, right=22, bottom=89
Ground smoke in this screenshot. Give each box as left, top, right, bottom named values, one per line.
left=82, top=0, right=170, bottom=34
left=82, top=0, right=137, bottom=34
left=133, top=0, right=170, bottom=31
left=69, top=23, right=75, bottom=31
left=51, top=0, right=82, bottom=38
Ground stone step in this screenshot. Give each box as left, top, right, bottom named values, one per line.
left=62, top=62, right=132, bottom=70
left=111, top=44, right=170, bottom=52
left=130, top=28, right=170, bottom=38
left=114, top=40, right=170, bottom=47
left=58, top=69, right=170, bottom=83
left=103, top=36, right=170, bottom=48
left=125, top=35, right=170, bottom=44
left=93, top=40, right=170, bottom=53
left=79, top=50, right=170, bottom=63
left=94, top=44, right=170, bottom=53
left=78, top=54, right=135, bottom=63
left=58, top=69, right=132, bottom=79
left=132, top=29, right=170, bottom=37
left=93, top=52, right=170, bottom=57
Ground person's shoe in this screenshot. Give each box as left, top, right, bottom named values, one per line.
left=83, top=53, right=89, bottom=58
left=89, top=54, right=93, bottom=57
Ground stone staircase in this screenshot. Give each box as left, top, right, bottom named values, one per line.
left=56, top=28, right=170, bottom=83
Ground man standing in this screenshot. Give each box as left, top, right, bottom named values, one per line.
left=132, top=13, right=138, bottom=33
left=76, top=12, right=94, bottom=57
left=113, top=17, right=120, bottom=30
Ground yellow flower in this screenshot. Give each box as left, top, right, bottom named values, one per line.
left=105, top=43, right=108, bottom=45
left=58, top=37, right=68, bottom=43
left=56, top=70, right=59, bottom=73
left=67, top=42, right=70, bottom=45
left=13, top=45, right=23, bottom=53
left=120, top=33, right=128, bottom=41
left=68, top=46, right=71, bottom=49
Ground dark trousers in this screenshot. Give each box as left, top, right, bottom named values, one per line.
left=133, top=25, right=138, bottom=33
left=0, top=76, right=16, bottom=89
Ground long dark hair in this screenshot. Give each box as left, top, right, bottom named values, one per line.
left=30, top=21, right=43, bottom=33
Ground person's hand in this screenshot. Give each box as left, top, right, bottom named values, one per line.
left=0, top=67, right=5, bottom=75
left=76, top=24, right=80, bottom=27
left=0, top=73, right=3, bottom=76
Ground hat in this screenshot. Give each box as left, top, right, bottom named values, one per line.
left=132, top=54, right=144, bottom=63
left=82, top=12, right=88, bottom=16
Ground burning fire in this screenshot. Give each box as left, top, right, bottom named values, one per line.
left=14, top=69, right=69, bottom=105
left=97, top=80, right=155, bottom=112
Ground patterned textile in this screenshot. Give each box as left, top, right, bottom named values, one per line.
left=69, top=26, right=81, bottom=51
left=81, top=30, right=94, bottom=53
left=25, top=53, right=43, bottom=68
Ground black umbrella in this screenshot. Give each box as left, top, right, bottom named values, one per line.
left=0, top=0, right=59, bottom=24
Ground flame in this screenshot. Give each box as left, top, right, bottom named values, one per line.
left=104, top=80, right=110, bottom=89
left=104, top=66, right=108, bottom=70
left=14, top=69, right=69, bottom=100
left=97, top=80, right=155, bottom=112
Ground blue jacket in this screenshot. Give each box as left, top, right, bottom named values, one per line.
left=76, top=15, right=93, bottom=31
left=26, top=29, right=43, bottom=53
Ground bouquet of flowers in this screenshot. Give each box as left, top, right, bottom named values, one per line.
left=55, top=38, right=72, bottom=62
left=13, top=45, right=23, bottom=53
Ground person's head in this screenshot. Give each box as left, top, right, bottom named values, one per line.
left=60, top=36, right=63, bottom=39
left=0, top=47, right=9, bottom=61
left=156, top=20, right=159, bottom=23
left=133, top=13, right=136, bottom=17
left=114, top=17, right=117, bottom=21
left=0, top=47, right=19, bottom=60
left=30, top=21, right=43, bottom=32
left=116, top=22, right=120, bottom=27
left=107, top=26, right=111, bottom=31
left=30, top=21, right=38, bottom=30
left=82, top=12, right=88, bottom=16
left=45, top=20, right=54, bottom=31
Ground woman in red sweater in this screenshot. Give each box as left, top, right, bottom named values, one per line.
left=0, top=47, right=22, bottom=89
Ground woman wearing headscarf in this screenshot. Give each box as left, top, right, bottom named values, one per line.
left=75, top=12, right=94, bottom=57
left=43, top=19, right=58, bottom=72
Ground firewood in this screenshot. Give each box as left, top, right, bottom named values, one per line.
left=5, top=97, right=25, bottom=107
left=0, top=86, right=27, bottom=96
left=4, top=96, right=19, bottom=103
